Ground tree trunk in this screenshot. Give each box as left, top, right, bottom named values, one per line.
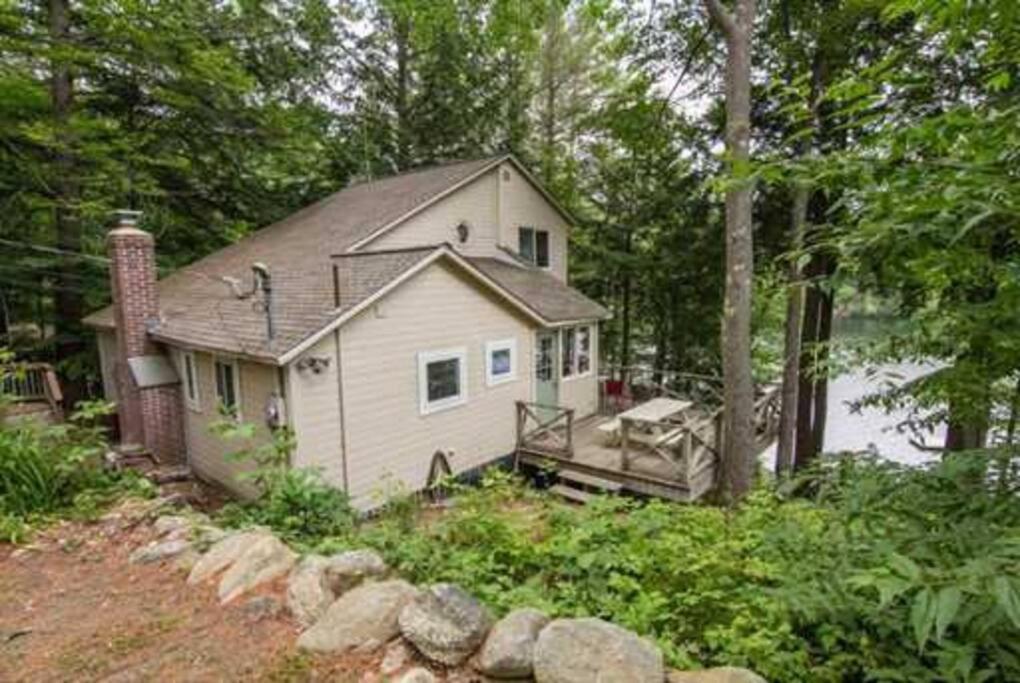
left=794, top=274, right=821, bottom=470
left=810, top=285, right=834, bottom=451
left=705, top=0, right=757, bottom=502
left=49, top=0, right=85, bottom=408
left=775, top=185, right=808, bottom=477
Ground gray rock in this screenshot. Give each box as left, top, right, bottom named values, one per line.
left=399, top=583, right=494, bottom=666
left=667, top=667, right=768, bottom=683
left=287, top=555, right=334, bottom=627
left=241, top=595, right=283, bottom=622
left=217, top=534, right=297, bottom=604
left=533, top=618, right=664, bottom=683
left=398, top=668, right=437, bottom=683
left=297, top=579, right=419, bottom=653
left=129, top=538, right=192, bottom=565
left=478, top=608, right=550, bottom=679
left=380, top=639, right=412, bottom=676
left=187, top=530, right=272, bottom=585
left=153, top=515, right=191, bottom=538
left=324, top=549, right=388, bottom=595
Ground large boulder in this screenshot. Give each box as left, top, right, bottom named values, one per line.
left=187, top=530, right=272, bottom=584
left=286, top=555, right=333, bottom=627
left=399, top=583, right=494, bottom=666
left=297, top=579, right=419, bottom=653
left=477, top=608, right=550, bottom=679
left=533, top=618, right=664, bottom=683
left=668, top=667, right=767, bottom=683
left=217, top=534, right=297, bottom=604
left=323, top=549, right=388, bottom=595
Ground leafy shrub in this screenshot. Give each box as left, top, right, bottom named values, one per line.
left=212, top=419, right=357, bottom=546
left=0, top=400, right=151, bottom=542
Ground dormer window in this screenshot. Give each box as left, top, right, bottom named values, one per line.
left=518, top=227, right=549, bottom=268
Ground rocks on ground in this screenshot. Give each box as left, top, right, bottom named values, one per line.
left=286, top=554, right=333, bottom=627
left=477, top=607, right=549, bottom=679
left=398, top=583, right=494, bottom=666
left=398, top=668, right=437, bottom=683
left=380, top=639, right=413, bottom=676
left=217, top=534, right=296, bottom=604
left=667, top=667, right=768, bottom=683
left=187, top=530, right=272, bottom=585
left=532, top=617, right=664, bottom=683
left=323, top=548, right=388, bottom=594
left=297, top=579, right=419, bottom=653
left=129, top=538, right=192, bottom=565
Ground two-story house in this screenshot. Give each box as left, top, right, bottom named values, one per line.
left=84, top=155, right=609, bottom=508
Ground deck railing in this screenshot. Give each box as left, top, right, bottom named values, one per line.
left=515, top=401, right=575, bottom=458
left=1, top=362, right=64, bottom=420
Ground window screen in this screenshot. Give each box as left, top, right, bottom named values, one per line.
left=535, top=230, right=550, bottom=268
left=426, top=358, right=461, bottom=402
left=518, top=227, right=535, bottom=263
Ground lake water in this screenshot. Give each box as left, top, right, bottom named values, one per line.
left=761, top=316, right=942, bottom=468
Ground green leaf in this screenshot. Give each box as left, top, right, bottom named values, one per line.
left=911, top=588, right=935, bottom=651
left=993, top=577, right=1020, bottom=629
left=934, top=586, right=962, bottom=642
left=889, top=552, right=922, bottom=582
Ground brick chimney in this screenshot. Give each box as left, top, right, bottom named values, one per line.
left=107, top=210, right=184, bottom=462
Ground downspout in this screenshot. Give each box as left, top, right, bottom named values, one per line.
left=333, top=264, right=350, bottom=493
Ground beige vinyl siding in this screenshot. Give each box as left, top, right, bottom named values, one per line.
left=286, top=332, right=346, bottom=489
left=498, top=162, right=570, bottom=281
left=177, top=349, right=277, bottom=498
left=96, top=329, right=120, bottom=404
left=367, top=170, right=501, bottom=257
left=557, top=322, right=599, bottom=418
left=339, top=260, right=535, bottom=508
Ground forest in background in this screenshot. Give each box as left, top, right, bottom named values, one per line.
left=1, top=0, right=1017, bottom=479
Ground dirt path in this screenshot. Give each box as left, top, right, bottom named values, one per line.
left=0, top=509, right=376, bottom=682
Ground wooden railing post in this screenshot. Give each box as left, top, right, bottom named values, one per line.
left=621, top=417, right=631, bottom=471
left=565, top=408, right=574, bottom=458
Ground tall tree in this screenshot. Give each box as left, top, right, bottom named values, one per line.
left=704, top=0, right=757, bottom=501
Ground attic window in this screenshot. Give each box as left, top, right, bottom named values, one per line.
left=518, top=227, right=549, bottom=268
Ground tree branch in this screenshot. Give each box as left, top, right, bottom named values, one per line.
left=703, top=0, right=737, bottom=39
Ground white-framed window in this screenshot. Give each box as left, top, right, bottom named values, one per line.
left=561, top=325, right=593, bottom=380
left=418, top=348, right=468, bottom=415
left=485, top=338, right=517, bottom=386
left=518, top=227, right=550, bottom=268
left=180, top=350, right=200, bottom=411
left=214, top=357, right=241, bottom=419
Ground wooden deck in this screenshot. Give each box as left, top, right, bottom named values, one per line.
left=514, top=387, right=781, bottom=503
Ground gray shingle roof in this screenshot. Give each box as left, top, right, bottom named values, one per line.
left=84, top=158, right=503, bottom=361
left=84, top=156, right=608, bottom=363
left=467, top=257, right=610, bottom=323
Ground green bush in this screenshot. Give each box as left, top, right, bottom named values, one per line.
left=347, top=457, right=1020, bottom=682
left=215, top=426, right=1020, bottom=681
left=0, top=400, right=152, bottom=542
left=212, top=419, right=357, bottom=546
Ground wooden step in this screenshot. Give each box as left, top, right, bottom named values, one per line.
left=558, top=469, right=623, bottom=492
left=549, top=484, right=594, bottom=504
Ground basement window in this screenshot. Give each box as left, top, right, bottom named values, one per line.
left=418, top=348, right=468, bottom=415
left=518, top=227, right=550, bottom=268
left=485, top=338, right=517, bottom=386
left=214, top=358, right=241, bottom=419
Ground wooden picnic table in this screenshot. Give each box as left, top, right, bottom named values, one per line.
left=597, top=397, right=693, bottom=445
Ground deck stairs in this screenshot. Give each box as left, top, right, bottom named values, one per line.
left=549, top=469, right=622, bottom=504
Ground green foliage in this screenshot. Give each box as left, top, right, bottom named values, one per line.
left=211, top=418, right=356, bottom=547
left=240, top=457, right=1020, bottom=682
left=0, top=398, right=153, bottom=543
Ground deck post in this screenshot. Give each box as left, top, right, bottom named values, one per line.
left=565, top=408, right=575, bottom=458
left=682, top=430, right=693, bottom=482
left=620, top=417, right=631, bottom=471
left=515, top=401, right=525, bottom=450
